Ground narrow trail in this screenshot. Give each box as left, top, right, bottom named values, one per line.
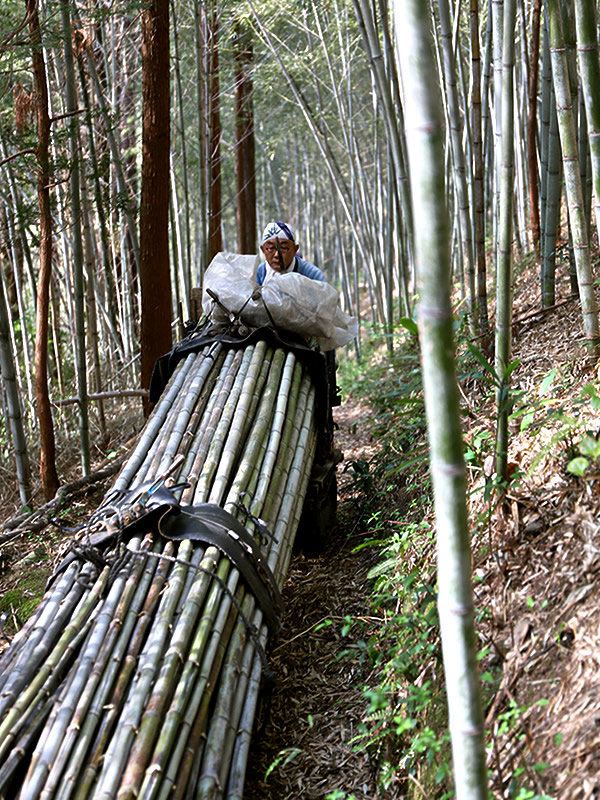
left=244, top=398, right=382, bottom=800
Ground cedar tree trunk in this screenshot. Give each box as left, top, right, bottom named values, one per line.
left=139, top=0, right=172, bottom=409
left=27, top=0, right=59, bottom=500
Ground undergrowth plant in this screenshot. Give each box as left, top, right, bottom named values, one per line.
left=334, top=323, right=567, bottom=797
left=347, top=518, right=453, bottom=797
left=335, top=329, right=455, bottom=795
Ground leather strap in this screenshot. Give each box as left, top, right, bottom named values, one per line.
left=159, top=504, right=283, bottom=633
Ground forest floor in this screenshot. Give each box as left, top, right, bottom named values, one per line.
left=0, top=253, right=599, bottom=798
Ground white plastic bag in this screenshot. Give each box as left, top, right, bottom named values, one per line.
left=202, top=251, right=357, bottom=351
left=201, top=252, right=258, bottom=323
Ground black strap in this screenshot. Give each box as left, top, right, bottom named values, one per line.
left=159, top=504, right=283, bottom=633
left=48, top=485, right=283, bottom=633
left=149, top=323, right=329, bottom=424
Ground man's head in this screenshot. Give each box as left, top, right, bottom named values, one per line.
left=260, top=221, right=299, bottom=272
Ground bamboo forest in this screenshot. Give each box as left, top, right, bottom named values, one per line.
left=1, top=0, right=600, bottom=797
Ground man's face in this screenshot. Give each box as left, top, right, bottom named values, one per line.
left=260, top=237, right=299, bottom=271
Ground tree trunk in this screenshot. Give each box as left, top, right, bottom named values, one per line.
left=233, top=21, right=257, bottom=255
left=207, top=3, right=223, bottom=261
left=438, top=0, right=476, bottom=330
left=27, top=0, right=59, bottom=500
left=60, top=0, right=90, bottom=475
left=394, top=1, right=488, bottom=797
left=470, top=0, right=489, bottom=336
left=0, top=268, right=31, bottom=506
left=495, top=0, right=517, bottom=484
left=548, top=0, right=600, bottom=353
left=527, top=0, right=542, bottom=255
left=574, top=0, right=600, bottom=241
left=139, top=0, right=172, bottom=408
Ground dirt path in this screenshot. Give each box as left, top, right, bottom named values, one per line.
left=244, top=399, right=382, bottom=799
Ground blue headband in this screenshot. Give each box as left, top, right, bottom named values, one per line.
left=261, top=221, right=296, bottom=244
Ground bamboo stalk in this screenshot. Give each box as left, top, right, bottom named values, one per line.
left=142, top=565, right=241, bottom=800
left=146, top=346, right=227, bottom=483
left=259, top=373, right=314, bottom=532
left=57, top=541, right=163, bottom=800
left=195, top=594, right=255, bottom=800
left=115, top=545, right=222, bottom=799
left=224, top=395, right=317, bottom=798
left=91, top=541, right=194, bottom=800
left=180, top=348, right=248, bottom=505
left=175, top=348, right=240, bottom=500
left=246, top=355, right=302, bottom=514
left=0, top=562, right=83, bottom=698
left=219, top=608, right=263, bottom=798
left=225, top=623, right=269, bottom=800
left=0, top=566, right=110, bottom=763
left=42, top=543, right=155, bottom=800
left=220, top=349, right=287, bottom=511
left=71, top=543, right=176, bottom=800
left=191, top=343, right=263, bottom=504
left=0, top=614, right=93, bottom=787
left=0, top=332, right=327, bottom=800
left=27, top=558, right=136, bottom=799
left=114, top=353, right=200, bottom=491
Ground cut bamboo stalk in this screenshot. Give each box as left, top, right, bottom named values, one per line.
left=142, top=565, right=241, bottom=800
left=180, top=348, right=248, bottom=505
left=221, top=349, right=287, bottom=511
left=91, top=541, right=194, bottom=800
left=176, top=348, right=240, bottom=501
left=56, top=541, right=162, bottom=800
left=0, top=566, right=110, bottom=764
left=114, top=353, right=200, bottom=491
left=225, top=623, right=269, bottom=800
left=0, top=562, right=87, bottom=700
left=206, top=342, right=275, bottom=505
left=0, top=330, right=331, bottom=800
left=115, top=544, right=222, bottom=799
left=28, top=560, right=135, bottom=799
left=225, top=417, right=316, bottom=798
left=246, top=354, right=301, bottom=513
left=195, top=595, right=256, bottom=800
left=147, top=347, right=227, bottom=483
left=218, top=608, right=263, bottom=797
left=71, top=543, right=176, bottom=800
left=40, top=542, right=155, bottom=800
left=191, top=343, right=262, bottom=504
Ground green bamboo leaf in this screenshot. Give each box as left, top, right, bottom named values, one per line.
left=466, top=343, right=498, bottom=381
left=581, top=383, right=600, bottom=410
left=520, top=410, right=535, bottom=431
left=384, top=451, right=428, bottom=478
left=538, top=368, right=557, bottom=396
left=265, top=747, right=302, bottom=780
left=367, top=557, right=399, bottom=581
left=503, top=358, right=522, bottom=380
left=399, top=317, right=418, bottom=335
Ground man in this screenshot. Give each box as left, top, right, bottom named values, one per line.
left=256, top=221, right=325, bottom=285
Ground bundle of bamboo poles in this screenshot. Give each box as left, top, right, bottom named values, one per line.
left=0, top=333, right=320, bottom=800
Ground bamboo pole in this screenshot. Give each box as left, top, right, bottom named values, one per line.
left=548, top=0, right=600, bottom=353
left=395, top=0, right=488, bottom=797
left=0, top=330, right=324, bottom=800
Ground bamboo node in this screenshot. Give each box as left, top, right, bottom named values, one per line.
left=417, top=304, right=453, bottom=320
left=431, top=460, right=465, bottom=477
